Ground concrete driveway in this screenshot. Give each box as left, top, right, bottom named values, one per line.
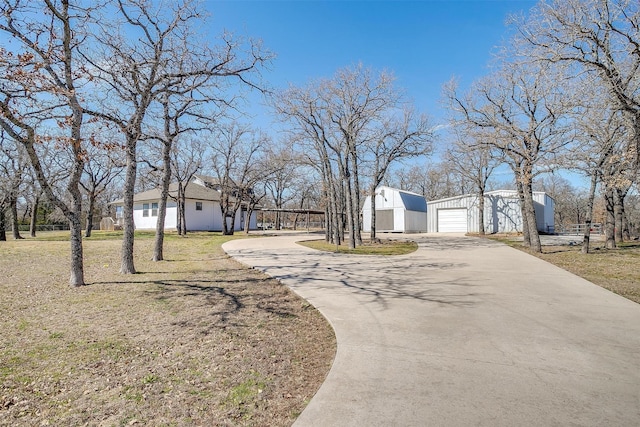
left=222, top=233, right=640, bottom=426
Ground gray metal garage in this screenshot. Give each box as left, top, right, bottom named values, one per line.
left=427, top=190, right=555, bottom=234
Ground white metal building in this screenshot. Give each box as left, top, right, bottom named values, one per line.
left=427, top=190, right=555, bottom=234
left=362, top=186, right=428, bottom=233
left=110, top=175, right=257, bottom=232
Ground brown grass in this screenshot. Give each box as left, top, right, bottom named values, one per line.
left=488, top=236, right=640, bottom=305
left=0, top=231, right=335, bottom=426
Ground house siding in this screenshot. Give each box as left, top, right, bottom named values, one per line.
left=129, top=199, right=254, bottom=232
left=185, top=200, right=219, bottom=231
left=133, top=202, right=161, bottom=230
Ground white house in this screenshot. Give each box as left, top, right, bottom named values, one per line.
left=426, top=190, right=555, bottom=234
left=110, top=175, right=257, bottom=232
left=362, top=186, right=428, bottom=233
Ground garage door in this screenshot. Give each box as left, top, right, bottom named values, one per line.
left=437, top=208, right=468, bottom=232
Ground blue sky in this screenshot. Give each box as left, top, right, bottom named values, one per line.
left=205, top=0, right=538, bottom=126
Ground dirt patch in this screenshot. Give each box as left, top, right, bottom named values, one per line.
left=0, top=232, right=336, bottom=426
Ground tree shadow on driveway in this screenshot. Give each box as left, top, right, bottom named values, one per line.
left=230, top=248, right=484, bottom=311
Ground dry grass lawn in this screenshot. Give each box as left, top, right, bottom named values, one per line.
left=490, top=236, right=640, bottom=305
left=0, top=231, right=335, bottom=426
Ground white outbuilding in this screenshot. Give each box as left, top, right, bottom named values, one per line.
left=426, top=190, right=555, bottom=234
left=362, top=186, right=428, bottom=233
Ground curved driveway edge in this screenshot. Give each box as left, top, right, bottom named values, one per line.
left=223, top=233, right=640, bottom=426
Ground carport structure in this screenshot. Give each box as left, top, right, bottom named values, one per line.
left=256, top=207, right=325, bottom=231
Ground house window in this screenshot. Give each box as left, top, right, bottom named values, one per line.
left=196, top=202, right=203, bottom=211
left=143, top=203, right=158, bottom=217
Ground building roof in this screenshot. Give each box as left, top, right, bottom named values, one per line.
left=399, top=191, right=427, bottom=212
left=110, top=181, right=221, bottom=205
left=427, top=190, right=551, bottom=204
left=364, top=186, right=428, bottom=213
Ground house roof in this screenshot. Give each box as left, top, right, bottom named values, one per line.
left=110, top=181, right=221, bottom=205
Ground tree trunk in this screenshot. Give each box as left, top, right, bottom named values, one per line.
left=292, top=197, right=304, bottom=232
left=332, top=182, right=342, bottom=246
left=581, top=171, right=598, bottom=254
left=370, top=185, right=378, bottom=243
left=244, top=207, right=254, bottom=234
left=21, top=203, right=29, bottom=224
left=614, top=188, right=624, bottom=243
left=521, top=180, right=541, bottom=253
left=0, top=208, right=6, bottom=241
left=69, top=211, right=85, bottom=286
left=227, top=209, right=237, bottom=236
left=120, top=142, right=137, bottom=274
left=10, top=197, right=23, bottom=240
left=275, top=204, right=281, bottom=230
left=220, top=197, right=230, bottom=235
left=153, top=142, right=172, bottom=261
left=180, top=194, right=187, bottom=236
left=622, top=210, right=631, bottom=241
left=350, top=150, right=363, bottom=246
left=478, top=190, right=485, bottom=235
left=324, top=205, right=331, bottom=243
left=604, top=186, right=616, bottom=249
left=176, top=200, right=182, bottom=235
left=85, top=194, right=96, bottom=238
left=515, top=181, right=531, bottom=247
left=344, top=170, right=356, bottom=249
left=338, top=180, right=346, bottom=245
left=30, top=195, right=39, bottom=238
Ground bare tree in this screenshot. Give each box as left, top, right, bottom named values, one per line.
left=0, top=0, right=94, bottom=285
left=276, top=64, right=430, bottom=248
left=0, top=129, right=19, bottom=241
left=570, top=89, right=632, bottom=251
left=170, top=138, right=203, bottom=236
left=536, top=174, right=586, bottom=233
left=80, top=135, right=125, bottom=237
left=83, top=0, right=270, bottom=273
left=0, top=134, right=28, bottom=239
left=144, top=92, right=212, bottom=259
left=513, top=0, right=640, bottom=158
left=367, top=108, right=434, bottom=242
left=274, top=86, right=344, bottom=245
left=445, top=61, right=572, bottom=253
left=243, top=182, right=267, bottom=234
left=390, top=162, right=472, bottom=201
left=208, top=122, right=267, bottom=235
left=263, top=146, right=299, bottom=230
left=509, top=0, right=640, bottom=250
left=444, top=130, right=503, bottom=235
